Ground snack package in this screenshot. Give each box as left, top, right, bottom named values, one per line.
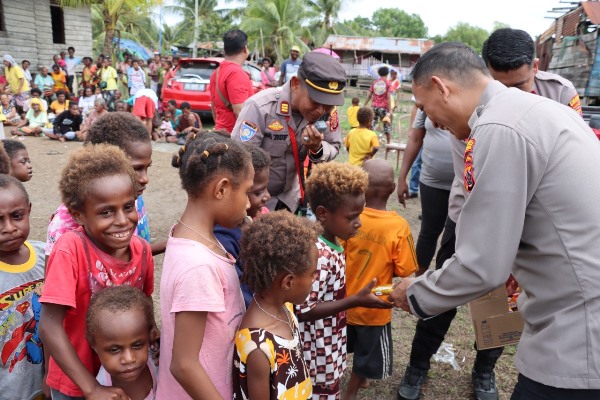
left=371, top=284, right=394, bottom=296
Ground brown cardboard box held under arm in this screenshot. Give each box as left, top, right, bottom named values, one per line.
left=469, top=287, right=524, bottom=350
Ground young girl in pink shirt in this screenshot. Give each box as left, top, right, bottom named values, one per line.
left=157, top=131, right=254, bottom=399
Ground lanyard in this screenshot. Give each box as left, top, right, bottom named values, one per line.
left=285, top=116, right=304, bottom=203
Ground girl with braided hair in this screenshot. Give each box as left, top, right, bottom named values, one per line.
left=157, top=131, right=255, bottom=400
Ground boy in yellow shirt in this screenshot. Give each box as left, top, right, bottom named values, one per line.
left=342, top=159, right=418, bottom=400
left=347, top=97, right=360, bottom=128
left=344, top=107, right=380, bottom=166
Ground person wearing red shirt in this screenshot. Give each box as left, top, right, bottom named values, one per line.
left=209, top=29, right=253, bottom=133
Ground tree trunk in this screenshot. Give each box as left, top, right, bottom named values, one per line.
left=103, top=28, right=116, bottom=58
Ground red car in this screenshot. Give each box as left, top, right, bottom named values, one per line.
left=161, top=57, right=265, bottom=117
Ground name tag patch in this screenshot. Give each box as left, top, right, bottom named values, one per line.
left=240, top=120, right=259, bottom=142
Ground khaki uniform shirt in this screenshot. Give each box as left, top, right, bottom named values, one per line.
left=447, top=71, right=583, bottom=222
left=231, top=83, right=341, bottom=211
left=408, top=81, right=600, bottom=389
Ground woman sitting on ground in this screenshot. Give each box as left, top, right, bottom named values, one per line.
left=1, top=94, right=21, bottom=125
left=49, top=90, right=69, bottom=117
left=10, top=98, right=48, bottom=137
left=78, top=86, right=96, bottom=117
left=78, top=97, right=108, bottom=140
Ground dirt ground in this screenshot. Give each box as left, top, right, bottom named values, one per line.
left=4, top=121, right=518, bottom=399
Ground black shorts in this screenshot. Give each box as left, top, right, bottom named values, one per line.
left=347, top=323, right=393, bottom=380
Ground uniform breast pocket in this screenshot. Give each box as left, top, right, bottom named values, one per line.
left=263, top=132, right=290, bottom=157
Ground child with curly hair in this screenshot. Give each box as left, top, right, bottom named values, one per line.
left=86, top=286, right=157, bottom=400
left=158, top=131, right=254, bottom=399
left=0, top=142, right=12, bottom=175
left=0, top=175, right=46, bottom=400
left=45, top=112, right=165, bottom=258
left=344, top=107, right=379, bottom=166
left=233, top=211, right=320, bottom=399
left=2, top=139, right=32, bottom=182
left=298, top=162, right=393, bottom=399
left=39, top=144, right=156, bottom=400
left=343, top=159, right=418, bottom=399
left=214, top=142, right=271, bottom=307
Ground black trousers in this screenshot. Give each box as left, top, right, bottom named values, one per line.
left=511, top=374, right=600, bottom=400
left=66, top=75, right=75, bottom=93
left=415, top=183, right=450, bottom=269
left=409, top=217, right=504, bottom=373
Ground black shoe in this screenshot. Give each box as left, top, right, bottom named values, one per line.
left=408, top=192, right=419, bottom=199
left=472, top=370, right=499, bottom=400
left=397, top=365, right=428, bottom=400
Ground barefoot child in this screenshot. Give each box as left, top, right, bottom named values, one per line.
left=45, top=112, right=165, bottom=258
left=214, top=142, right=271, bottom=307
left=39, top=144, right=155, bottom=399
left=2, top=139, right=32, bottom=182
left=234, top=211, right=320, bottom=399
left=342, top=159, right=418, bottom=400
left=298, top=162, right=393, bottom=399
left=158, top=131, right=254, bottom=399
left=0, top=175, right=45, bottom=400
left=344, top=107, right=379, bottom=166
left=86, top=286, right=157, bottom=400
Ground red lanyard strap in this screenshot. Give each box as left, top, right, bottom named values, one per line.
left=285, top=116, right=304, bottom=203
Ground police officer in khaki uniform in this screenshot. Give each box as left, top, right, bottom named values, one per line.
left=231, top=52, right=344, bottom=213
left=396, top=29, right=585, bottom=400
left=392, top=42, right=600, bottom=400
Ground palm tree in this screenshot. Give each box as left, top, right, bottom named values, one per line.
left=59, top=0, right=161, bottom=56
left=241, top=0, right=309, bottom=63
left=163, top=0, right=218, bottom=45
left=306, top=0, right=342, bottom=46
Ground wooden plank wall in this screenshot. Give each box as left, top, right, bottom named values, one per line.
left=0, top=0, right=92, bottom=73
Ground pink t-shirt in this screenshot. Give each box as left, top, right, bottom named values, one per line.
left=157, top=230, right=245, bottom=399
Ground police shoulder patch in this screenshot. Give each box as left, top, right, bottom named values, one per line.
left=329, top=107, right=339, bottom=131
left=463, top=138, right=476, bottom=192
left=267, top=120, right=284, bottom=131
left=280, top=101, right=289, bottom=114
left=240, top=120, right=259, bottom=142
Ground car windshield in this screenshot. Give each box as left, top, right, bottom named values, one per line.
left=243, top=64, right=262, bottom=83
left=175, top=61, right=219, bottom=80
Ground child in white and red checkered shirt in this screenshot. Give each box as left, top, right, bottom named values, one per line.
left=295, top=162, right=394, bottom=400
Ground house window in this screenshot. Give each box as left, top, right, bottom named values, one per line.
left=0, top=1, right=6, bottom=32
left=50, top=1, right=65, bottom=44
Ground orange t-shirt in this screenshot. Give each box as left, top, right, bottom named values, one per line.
left=342, top=207, right=418, bottom=326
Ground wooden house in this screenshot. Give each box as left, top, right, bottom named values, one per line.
left=537, top=1, right=600, bottom=104
left=0, top=0, right=93, bottom=71
left=322, top=34, right=433, bottom=87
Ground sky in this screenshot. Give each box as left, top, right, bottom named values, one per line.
left=337, top=0, right=562, bottom=38
left=162, top=0, right=564, bottom=39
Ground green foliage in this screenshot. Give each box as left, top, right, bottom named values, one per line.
left=241, top=0, right=310, bottom=63
left=60, top=0, right=161, bottom=57
left=334, top=17, right=376, bottom=37
left=442, top=22, right=490, bottom=54
left=372, top=8, right=427, bottom=38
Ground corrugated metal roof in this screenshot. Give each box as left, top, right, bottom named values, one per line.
left=583, top=1, right=600, bottom=25
left=322, top=35, right=433, bottom=55
left=560, top=7, right=581, bottom=37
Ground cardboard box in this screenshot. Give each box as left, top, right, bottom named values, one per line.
left=470, top=287, right=524, bottom=350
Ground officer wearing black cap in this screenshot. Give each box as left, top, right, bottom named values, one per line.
left=231, top=51, right=346, bottom=213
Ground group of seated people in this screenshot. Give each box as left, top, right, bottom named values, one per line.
left=2, top=83, right=202, bottom=144
left=1, top=85, right=125, bottom=142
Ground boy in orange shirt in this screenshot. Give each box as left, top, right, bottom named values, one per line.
left=343, top=158, right=418, bottom=399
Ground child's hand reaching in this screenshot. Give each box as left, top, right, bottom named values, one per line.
left=87, top=384, right=130, bottom=400
left=352, top=278, right=394, bottom=309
